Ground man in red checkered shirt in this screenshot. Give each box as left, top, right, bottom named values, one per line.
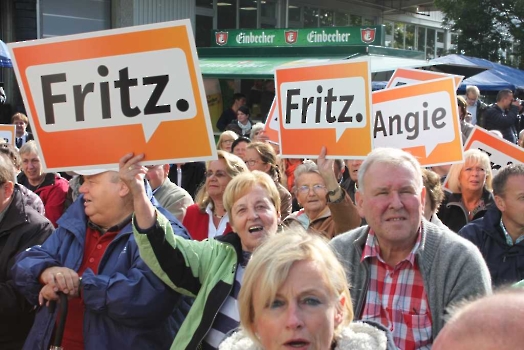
left=330, top=147, right=492, bottom=350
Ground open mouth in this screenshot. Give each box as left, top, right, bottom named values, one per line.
left=386, top=217, right=406, bottom=221
left=284, top=340, right=310, bottom=348
left=248, top=226, right=263, bottom=233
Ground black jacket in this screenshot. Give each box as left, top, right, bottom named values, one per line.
left=475, top=100, right=488, bottom=128
left=484, top=104, right=519, bottom=143
left=0, top=185, right=54, bottom=349
left=459, top=205, right=524, bottom=287
left=437, top=188, right=494, bottom=233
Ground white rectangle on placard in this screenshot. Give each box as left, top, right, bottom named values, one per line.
left=26, top=48, right=195, bottom=141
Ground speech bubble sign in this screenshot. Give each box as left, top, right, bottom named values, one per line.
left=26, top=48, right=196, bottom=142
left=0, top=125, right=16, bottom=146
left=275, top=59, right=373, bottom=159
left=263, top=98, right=280, bottom=144
left=8, top=20, right=216, bottom=172
left=280, top=76, right=367, bottom=142
left=464, top=126, right=524, bottom=175
left=386, top=68, right=464, bottom=90
left=372, top=77, right=463, bottom=166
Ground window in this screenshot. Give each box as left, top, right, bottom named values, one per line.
left=218, top=0, right=237, bottom=29
left=288, top=2, right=301, bottom=22
left=417, top=27, right=426, bottom=52
left=195, top=15, right=213, bottom=47
left=304, top=7, right=319, bottom=28
left=320, top=9, right=334, bottom=26
left=334, top=11, right=349, bottom=26
left=426, top=28, right=435, bottom=59
left=405, top=24, right=415, bottom=50
left=349, top=14, right=362, bottom=25
left=437, top=31, right=445, bottom=43
left=394, top=22, right=405, bottom=49
left=239, top=0, right=257, bottom=28
left=450, top=33, right=459, bottom=45
left=196, top=0, right=213, bottom=9
left=362, top=17, right=374, bottom=25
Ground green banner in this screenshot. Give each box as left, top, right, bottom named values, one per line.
left=211, top=26, right=384, bottom=47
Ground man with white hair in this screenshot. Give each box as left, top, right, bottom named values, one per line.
left=330, top=147, right=491, bottom=349
left=12, top=163, right=191, bottom=349
left=465, top=85, right=488, bottom=127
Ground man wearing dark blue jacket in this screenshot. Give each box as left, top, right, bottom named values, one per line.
left=459, top=164, right=524, bottom=287
left=12, top=165, right=191, bottom=350
left=483, top=89, right=520, bottom=144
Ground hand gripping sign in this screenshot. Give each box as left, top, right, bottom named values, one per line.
left=275, top=59, right=373, bottom=159
left=372, top=77, right=463, bottom=167
left=464, top=126, right=524, bottom=176
left=386, top=67, right=464, bottom=90
left=0, top=125, right=16, bottom=146
left=8, top=20, right=216, bottom=172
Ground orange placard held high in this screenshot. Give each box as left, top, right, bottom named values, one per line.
left=275, top=59, right=373, bottom=159
left=386, top=67, right=464, bottom=90
left=8, top=19, right=216, bottom=172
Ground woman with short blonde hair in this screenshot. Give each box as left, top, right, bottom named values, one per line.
left=219, top=230, right=393, bottom=350
left=217, top=130, right=239, bottom=153
left=437, top=149, right=494, bottom=232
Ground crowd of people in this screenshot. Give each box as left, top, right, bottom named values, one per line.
left=0, top=83, right=523, bottom=350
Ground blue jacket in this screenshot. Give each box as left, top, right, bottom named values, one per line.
left=459, top=205, right=524, bottom=287
left=12, top=194, right=191, bottom=350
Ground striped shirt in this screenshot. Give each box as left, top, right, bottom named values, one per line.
left=360, top=228, right=432, bottom=350
left=202, top=264, right=245, bottom=349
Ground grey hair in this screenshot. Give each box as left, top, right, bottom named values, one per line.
left=357, top=148, right=423, bottom=193
left=250, top=122, right=265, bottom=140
left=293, top=160, right=321, bottom=192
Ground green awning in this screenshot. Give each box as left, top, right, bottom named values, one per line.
left=198, top=55, right=431, bottom=79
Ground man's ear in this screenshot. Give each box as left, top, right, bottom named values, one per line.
left=494, top=195, right=505, bottom=212
left=162, top=164, right=170, bottom=176
left=355, top=190, right=365, bottom=218
left=3, top=181, right=14, bottom=199
left=119, top=181, right=131, bottom=197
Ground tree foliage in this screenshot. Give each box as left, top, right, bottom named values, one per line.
left=435, top=0, right=523, bottom=68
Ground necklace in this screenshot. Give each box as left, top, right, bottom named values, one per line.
left=30, top=175, right=46, bottom=192
left=214, top=212, right=224, bottom=219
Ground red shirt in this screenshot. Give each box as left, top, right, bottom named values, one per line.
left=60, top=226, right=119, bottom=350
left=360, top=228, right=432, bottom=350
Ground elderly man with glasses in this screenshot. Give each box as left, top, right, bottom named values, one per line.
left=465, top=85, right=488, bottom=127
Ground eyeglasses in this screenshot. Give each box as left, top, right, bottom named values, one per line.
left=222, top=139, right=234, bottom=144
left=297, top=184, right=327, bottom=194
left=205, top=170, right=228, bottom=178
left=245, top=159, right=265, bottom=167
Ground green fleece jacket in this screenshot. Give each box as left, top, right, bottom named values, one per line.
left=329, top=219, right=492, bottom=342
left=133, top=211, right=241, bottom=350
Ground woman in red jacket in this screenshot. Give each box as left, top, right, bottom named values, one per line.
left=183, top=150, right=248, bottom=240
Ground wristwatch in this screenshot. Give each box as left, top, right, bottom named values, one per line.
left=327, top=186, right=345, bottom=203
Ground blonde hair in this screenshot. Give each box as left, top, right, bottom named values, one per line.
left=194, top=150, right=248, bottom=211
left=223, top=170, right=281, bottom=221
left=239, top=229, right=353, bottom=345
left=447, top=149, right=493, bottom=193
left=216, top=130, right=239, bottom=151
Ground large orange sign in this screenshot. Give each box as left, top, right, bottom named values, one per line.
left=275, top=59, right=373, bottom=158
left=8, top=20, right=216, bottom=172
left=372, top=77, right=464, bottom=166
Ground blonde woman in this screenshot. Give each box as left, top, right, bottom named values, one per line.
left=219, top=230, right=395, bottom=350
left=217, top=130, right=239, bottom=153
left=437, top=149, right=495, bottom=232
left=182, top=150, right=247, bottom=240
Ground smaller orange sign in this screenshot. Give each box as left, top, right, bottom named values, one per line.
left=386, top=68, right=464, bottom=90
left=0, top=125, right=16, bottom=146
left=275, top=59, right=373, bottom=159
left=263, top=98, right=279, bottom=145
left=372, top=77, right=463, bottom=166
left=464, top=126, right=524, bottom=175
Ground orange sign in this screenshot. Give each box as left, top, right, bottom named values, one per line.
left=386, top=68, right=464, bottom=90
left=464, top=126, right=524, bottom=175
left=372, top=77, right=463, bottom=166
left=8, top=20, right=216, bottom=172
left=275, top=59, right=373, bottom=158
left=263, top=98, right=280, bottom=145
left=0, top=125, right=16, bottom=146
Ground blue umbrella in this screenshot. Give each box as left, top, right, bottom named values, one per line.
left=0, top=39, right=13, bottom=68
